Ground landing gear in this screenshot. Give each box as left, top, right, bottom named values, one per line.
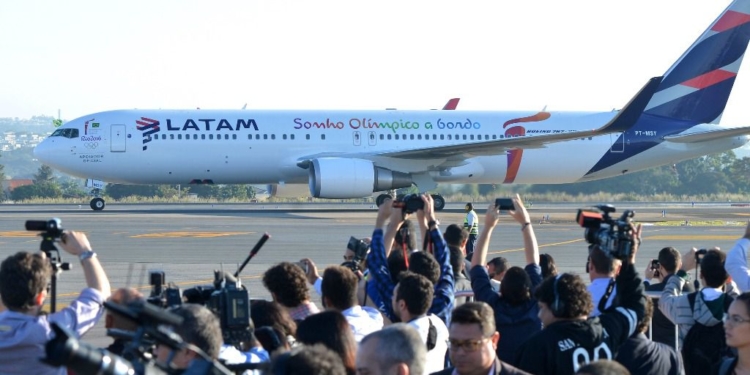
left=431, top=194, right=446, bottom=211
left=90, top=197, right=105, bottom=211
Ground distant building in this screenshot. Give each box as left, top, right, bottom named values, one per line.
left=4, top=179, right=33, bottom=195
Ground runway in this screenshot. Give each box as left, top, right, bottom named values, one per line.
left=0, top=202, right=747, bottom=347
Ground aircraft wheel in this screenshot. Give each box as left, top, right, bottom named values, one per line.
left=375, top=193, right=393, bottom=206
left=431, top=194, right=446, bottom=211
left=90, top=197, right=106, bottom=211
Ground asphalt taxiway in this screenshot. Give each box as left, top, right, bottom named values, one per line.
left=0, top=202, right=747, bottom=346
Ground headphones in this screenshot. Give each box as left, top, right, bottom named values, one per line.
left=551, top=273, right=566, bottom=317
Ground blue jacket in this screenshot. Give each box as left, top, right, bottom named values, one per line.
left=367, top=227, right=455, bottom=322
left=470, top=263, right=543, bottom=365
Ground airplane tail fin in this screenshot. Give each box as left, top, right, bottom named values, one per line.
left=644, top=0, right=750, bottom=124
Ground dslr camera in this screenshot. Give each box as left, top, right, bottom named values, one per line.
left=342, top=236, right=370, bottom=273
left=576, top=204, right=636, bottom=260
left=393, top=194, right=424, bottom=214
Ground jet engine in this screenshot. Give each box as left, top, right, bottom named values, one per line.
left=308, top=158, right=413, bottom=198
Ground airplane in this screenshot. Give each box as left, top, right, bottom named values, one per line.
left=34, top=0, right=750, bottom=211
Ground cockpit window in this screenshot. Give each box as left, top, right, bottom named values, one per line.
left=50, top=128, right=79, bottom=138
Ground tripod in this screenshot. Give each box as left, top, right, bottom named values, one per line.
left=39, top=233, right=71, bottom=313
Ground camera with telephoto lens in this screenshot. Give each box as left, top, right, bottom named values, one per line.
left=393, top=194, right=424, bottom=214
left=576, top=204, right=636, bottom=260
left=25, top=218, right=64, bottom=238
left=42, top=299, right=232, bottom=374
left=342, top=236, right=370, bottom=273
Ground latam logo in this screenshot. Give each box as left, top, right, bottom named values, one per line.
left=136, top=117, right=161, bottom=151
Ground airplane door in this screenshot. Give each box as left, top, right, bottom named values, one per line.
left=353, top=131, right=362, bottom=146
left=610, top=132, right=625, bottom=153
left=111, top=124, right=126, bottom=152
left=368, top=131, right=377, bottom=146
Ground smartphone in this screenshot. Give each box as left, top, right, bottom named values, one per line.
left=296, top=261, right=308, bottom=273
left=650, top=259, right=660, bottom=270
left=495, top=198, right=514, bottom=211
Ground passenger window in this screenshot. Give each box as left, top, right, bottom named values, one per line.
left=178, top=134, right=182, bottom=140
left=170, top=134, right=175, bottom=140
left=395, top=134, right=399, bottom=140
left=380, top=134, right=384, bottom=140
left=417, top=135, right=422, bottom=140
left=271, top=134, right=276, bottom=140
left=321, top=134, right=326, bottom=140
left=306, top=134, right=310, bottom=140
left=387, top=134, right=392, bottom=140
left=232, top=134, right=236, bottom=140
left=290, top=134, right=295, bottom=140
left=202, top=134, right=206, bottom=140
left=209, top=134, right=213, bottom=140
left=283, top=134, right=287, bottom=140
left=470, top=135, right=474, bottom=140
left=410, top=134, right=414, bottom=140
left=263, top=134, right=268, bottom=140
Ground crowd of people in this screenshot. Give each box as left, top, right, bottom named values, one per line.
left=1, top=194, right=750, bottom=375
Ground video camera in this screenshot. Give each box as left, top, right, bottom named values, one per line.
left=392, top=194, right=424, bottom=214
left=147, top=270, right=183, bottom=309
left=576, top=204, right=636, bottom=260
left=342, top=236, right=370, bottom=273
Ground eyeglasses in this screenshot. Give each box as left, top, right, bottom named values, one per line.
left=723, top=314, right=750, bottom=326
left=449, top=338, right=489, bottom=352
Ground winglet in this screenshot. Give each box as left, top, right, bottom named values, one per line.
left=442, top=98, right=460, bottom=110
left=598, top=76, right=663, bottom=133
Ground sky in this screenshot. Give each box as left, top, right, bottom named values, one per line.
left=2, top=0, right=748, bottom=132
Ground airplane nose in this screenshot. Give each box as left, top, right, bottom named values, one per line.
left=33, top=140, right=52, bottom=164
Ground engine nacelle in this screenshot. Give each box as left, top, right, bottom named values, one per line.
left=309, top=158, right=412, bottom=198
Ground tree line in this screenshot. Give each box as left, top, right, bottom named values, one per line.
left=3, top=151, right=750, bottom=201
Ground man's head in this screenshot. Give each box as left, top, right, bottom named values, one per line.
left=486, top=257, right=509, bottom=281
left=500, top=267, right=532, bottom=306
left=465, top=203, right=474, bottom=212
left=392, top=272, right=433, bottom=321
left=155, top=304, right=222, bottom=369
left=539, top=253, right=558, bottom=279
left=444, top=224, right=469, bottom=248
left=393, top=219, right=418, bottom=252
left=535, top=273, right=593, bottom=325
left=262, top=262, right=311, bottom=308
left=105, top=288, right=145, bottom=331
left=449, top=246, right=465, bottom=274
left=272, top=343, right=347, bottom=375
left=0, top=252, right=51, bottom=312
left=321, top=266, right=358, bottom=311
left=575, top=360, right=630, bottom=375
left=700, top=249, right=729, bottom=288
left=657, top=246, right=682, bottom=275
left=408, top=251, right=440, bottom=286
left=587, top=246, right=621, bottom=279
left=357, top=323, right=426, bottom=375
left=387, top=249, right=408, bottom=285
left=448, top=302, right=499, bottom=374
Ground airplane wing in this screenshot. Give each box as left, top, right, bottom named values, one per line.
left=662, top=126, right=750, bottom=143
left=380, top=76, right=662, bottom=159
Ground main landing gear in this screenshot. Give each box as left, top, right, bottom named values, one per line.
left=90, top=197, right=106, bottom=211
left=375, top=193, right=446, bottom=211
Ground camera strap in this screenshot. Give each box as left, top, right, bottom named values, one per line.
left=598, top=278, right=616, bottom=314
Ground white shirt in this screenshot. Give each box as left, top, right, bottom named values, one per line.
left=342, top=305, right=383, bottom=342
left=408, top=315, right=449, bottom=375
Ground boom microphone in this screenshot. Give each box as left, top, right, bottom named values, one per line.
left=234, top=232, right=270, bottom=278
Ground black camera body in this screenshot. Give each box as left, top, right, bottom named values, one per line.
left=25, top=218, right=64, bottom=238
left=393, top=194, right=424, bottom=214
left=342, top=236, right=370, bottom=273
left=147, top=271, right=183, bottom=309
left=576, top=204, right=636, bottom=260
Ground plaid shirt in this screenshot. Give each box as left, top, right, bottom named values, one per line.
left=366, top=227, right=455, bottom=322
left=287, top=301, right=320, bottom=322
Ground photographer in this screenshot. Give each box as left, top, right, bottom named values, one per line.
left=470, top=195, right=543, bottom=364
left=0, top=230, right=111, bottom=375
left=155, top=303, right=223, bottom=371
left=643, top=247, right=694, bottom=348
left=366, top=194, right=455, bottom=323
left=514, top=221, right=645, bottom=375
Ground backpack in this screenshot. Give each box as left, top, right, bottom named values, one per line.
left=680, top=291, right=734, bottom=375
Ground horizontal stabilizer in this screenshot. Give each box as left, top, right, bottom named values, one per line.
left=662, top=126, right=750, bottom=143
